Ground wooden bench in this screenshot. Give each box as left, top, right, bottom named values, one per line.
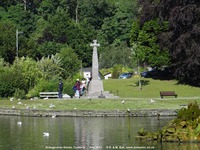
left=160, top=91, right=177, bottom=98
left=39, top=92, right=59, bottom=98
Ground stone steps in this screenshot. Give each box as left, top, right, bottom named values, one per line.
left=83, top=91, right=119, bottom=99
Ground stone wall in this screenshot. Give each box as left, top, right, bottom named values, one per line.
left=0, top=108, right=178, bottom=117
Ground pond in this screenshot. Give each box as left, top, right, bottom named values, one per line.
left=0, top=115, right=199, bottom=150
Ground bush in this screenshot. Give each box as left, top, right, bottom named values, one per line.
left=0, top=69, right=26, bottom=97
left=177, top=101, right=200, bottom=121
left=26, top=79, right=59, bottom=98
left=112, top=64, right=123, bottom=79
left=64, top=79, right=76, bottom=98
left=14, top=88, right=26, bottom=99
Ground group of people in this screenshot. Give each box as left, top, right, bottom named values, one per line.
left=73, top=78, right=89, bottom=98
left=58, top=77, right=90, bottom=99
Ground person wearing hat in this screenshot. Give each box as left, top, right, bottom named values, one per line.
left=75, top=79, right=80, bottom=98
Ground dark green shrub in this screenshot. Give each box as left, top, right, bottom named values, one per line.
left=26, top=79, right=58, bottom=98
left=14, top=88, right=26, bottom=99
left=64, top=79, right=76, bottom=98
left=177, top=101, right=200, bottom=121
left=0, top=69, right=26, bottom=97
left=112, top=64, right=122, bottom=79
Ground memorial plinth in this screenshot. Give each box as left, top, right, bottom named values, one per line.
left=89, top=40, right=104, bottom=95
left=87, top=40, right=119, bottom=99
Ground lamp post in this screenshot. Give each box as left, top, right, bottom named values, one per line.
left=16, top=29, right=23, bottom=57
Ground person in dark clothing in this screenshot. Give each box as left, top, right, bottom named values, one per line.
left=58, top=79, right=63, bottom=98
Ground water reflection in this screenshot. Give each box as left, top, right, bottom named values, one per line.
left=0, top=115, right=199, bottom=150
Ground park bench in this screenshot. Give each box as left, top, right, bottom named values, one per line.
left=160, top=91, right=177, bottom=98
left=39, top=92, right=59, bottom=99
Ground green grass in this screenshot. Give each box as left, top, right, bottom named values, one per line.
left=0, top=78, right=200, bottom=110
left=103, top=78, right=200, bottom=98
left=0, top=99, right=199, bottom=111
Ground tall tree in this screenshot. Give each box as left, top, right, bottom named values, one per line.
left=79, top=0, right=115, bottom=30
left=99, top=0, right=137, bottom=46
left=139, top=0, right=200, bottom=86
left=130, top=19, right=170, bottom=67
left=0, top=21, right=16, bottom=63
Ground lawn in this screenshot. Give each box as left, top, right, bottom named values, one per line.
left=0, top=99, right=199, bottom=111
left=0, top=78, right=200, bottom=110
left=103, top=78, right=200, bottom=98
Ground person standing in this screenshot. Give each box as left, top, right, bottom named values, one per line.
left=75, top=79, right=80, bottom=98
left=58, top=79, right=63, bottom=99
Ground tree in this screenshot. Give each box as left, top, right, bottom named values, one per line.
left=139, top=0, right=200, bottom=85
left=0, top=21, right=16, bottom=63
left=56, top=47, right=81, bottom=78
left=130, top=19, right=170, bottom=67
left=79, top=0, right=116, bottom=30
left=37, top=55, right=63, bottom=80
left=99, top=42, right=133, bottom=69
left=98, top=0, right=137, bottom=46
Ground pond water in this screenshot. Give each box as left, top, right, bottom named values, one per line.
left=0, top=115, right=199, bottom=150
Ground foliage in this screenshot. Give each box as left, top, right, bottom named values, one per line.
left=12, top=57, right=42, bottom=90
left=56, top=47, right=81, bottom=79
left=100, top=68, right=113, bottom=76
left=36, top=41, right=62, bottom=58
left=177, top=101, right=200, bottom=121
left=138, top=0, right=200, bottom=86
left=64, top=78, right=76, bottom=98
left=0, top=1, right=139, bottom=101
left=130, top=19, right=170, bottom=67
left=0, top=21, right=16, bottom=63
left=99, top=42, right=133, bottom=69
left=78, top=0, right=116, bottom=30
left=112, top=64, right=123, bottom=79
left=26, top=79, right=59, bottom=98
left=98, top=0, right=137, bottom=45
left=14, top=88, right=26, bottom=100
left=37, top=55, right=63, bottom=80
left=0, top=67, right=26, bottom=97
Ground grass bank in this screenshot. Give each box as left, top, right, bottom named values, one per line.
left=103, top=78, right=200, bottom=98
left=0, top=78, right=200, bottom=111
left=0, top=99, right=200, bottom=111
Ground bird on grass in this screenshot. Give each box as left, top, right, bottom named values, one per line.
left=150, top=99, right=155, bottom=103
left=49, top=103, right=55, bottom=109
left=127, top=108, right=130, bottom=113
left=44, top=97, right=49, bottom=100
left=25, top=105, right=30, bottom=109
left=43, top=132, right=49, bottom=137
left=17, top=102, right=23, bottom=105
left=10, top=97, right=14, bottom=102
left=121, top=100, right=125, bottom=104
left=17, top=122, right=22, bottom=126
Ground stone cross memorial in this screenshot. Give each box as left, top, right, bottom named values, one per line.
left=89, top=40, right=104, bottom=95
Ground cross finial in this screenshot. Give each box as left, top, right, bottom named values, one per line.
left=90, top=40, right=100, bottom=48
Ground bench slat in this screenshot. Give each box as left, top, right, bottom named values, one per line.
left=40, top=92, right=58, bottom=94
left=39, top=92, right=59, bottom=98
left=160, top=91, right=177, bottom=98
